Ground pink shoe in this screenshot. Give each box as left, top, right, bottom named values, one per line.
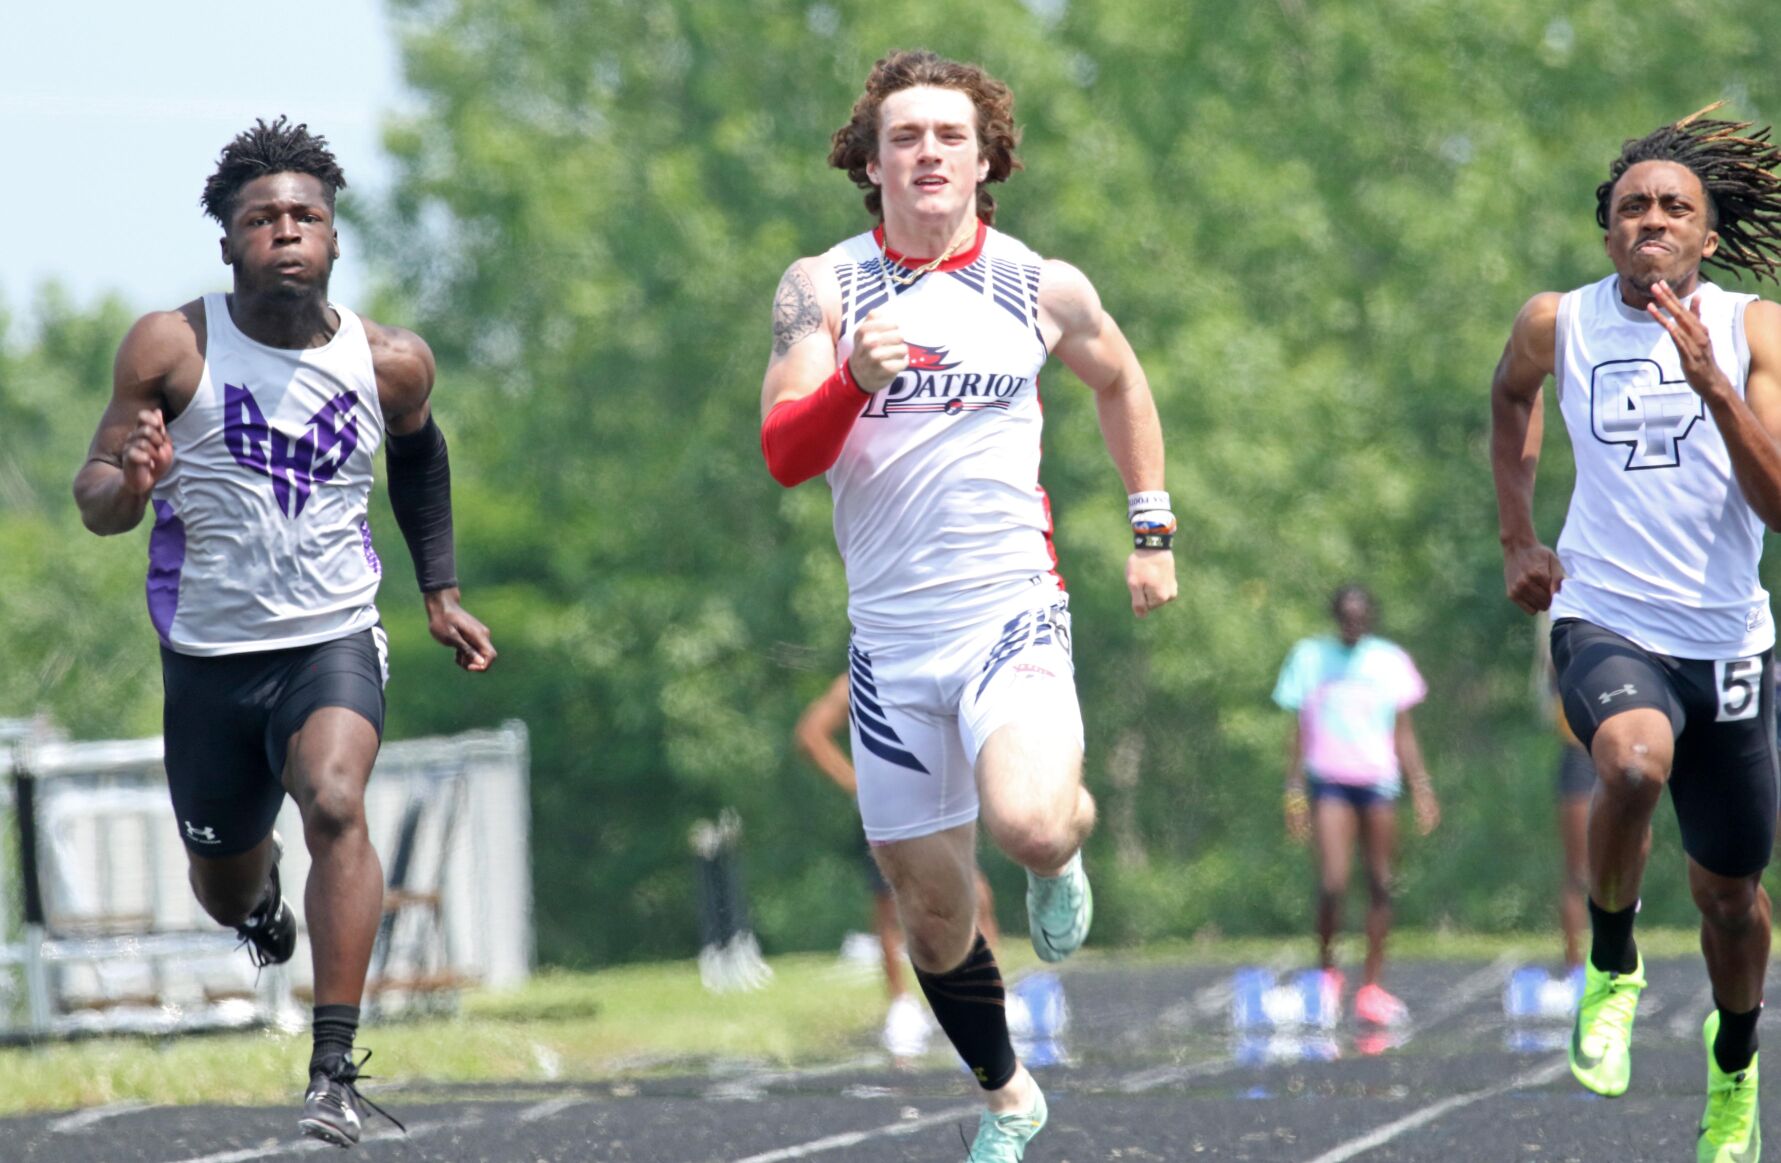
left=1354, top=982, right=1409, bottom=1028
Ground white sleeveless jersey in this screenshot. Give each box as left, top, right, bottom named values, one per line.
left=1549, top=274, right=1771, bottom=658
left=147, top=293, right=386, bottom=655
left=826, top=225, right=1059, bottom=636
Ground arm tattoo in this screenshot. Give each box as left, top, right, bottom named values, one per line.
left=771, top=264, right=823, bottom=357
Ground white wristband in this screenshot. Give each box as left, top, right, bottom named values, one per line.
left=1127, top=490, right=1170, bottom=517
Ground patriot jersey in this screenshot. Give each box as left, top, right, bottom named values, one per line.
left=147, top=293, right=386, bottom=655
left=827, top=222, right=1058, bottom=635
left=1549, top=274, right=1772, bottom=658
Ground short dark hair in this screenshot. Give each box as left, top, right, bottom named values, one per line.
left=1595, top=103, right=1781, bottom=283
left=201, top=117, right=347, bottom=226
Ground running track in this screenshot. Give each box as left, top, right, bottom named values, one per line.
left=7, top=954, right=1764, bottom=1161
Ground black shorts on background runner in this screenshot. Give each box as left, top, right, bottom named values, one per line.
left=1556, top=743, right=1596, bottom=801
left=1550, top=617, right=1777, bottom=878
left=161, top=627, right=387, bottom=856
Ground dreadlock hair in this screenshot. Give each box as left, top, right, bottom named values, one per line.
left=1595, top=103, right=1781, bottom=283
left=200, top=117, right=347, bottom=226
left=828, top=50, right=1022, bottom=225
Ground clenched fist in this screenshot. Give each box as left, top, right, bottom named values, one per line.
left=122, top=408, right=174, bottom=496
left=847, top=308, right=909, bottom=393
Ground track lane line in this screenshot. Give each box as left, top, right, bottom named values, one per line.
left=50, top=1101, right=157, bottom=1133
left=1299, top=1056, right=1569, bottom=1163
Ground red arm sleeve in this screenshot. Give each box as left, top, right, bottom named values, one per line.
left=760, top=363, right=869, bottom=487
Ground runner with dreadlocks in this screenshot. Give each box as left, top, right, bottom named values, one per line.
left=73, top=117, right=495, bottom=1148
left=1491, top=104, right=1781, bottom=1161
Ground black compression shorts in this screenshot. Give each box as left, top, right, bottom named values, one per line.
left=160, top=627, right=387, bottom=856
left=1551, top=618, right=1776, bottom=878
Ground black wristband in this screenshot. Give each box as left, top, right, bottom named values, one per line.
left=386, top=414, right=458, bottom=592
left=1134, top=531, right=1174, bottom=550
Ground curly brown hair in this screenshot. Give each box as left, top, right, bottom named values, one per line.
left=828, top=50, right=1022, bottom=225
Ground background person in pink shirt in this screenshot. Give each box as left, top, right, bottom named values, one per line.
left=1275, top=585, right=1439, bottom=1027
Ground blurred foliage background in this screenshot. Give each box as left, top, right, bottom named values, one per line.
left=5, top=0, right=1781, bottom=966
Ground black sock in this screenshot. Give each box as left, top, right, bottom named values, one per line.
left=1588, top=898, right=1639, bottom=974
left=913, top=934, right=1016, bottom=1091
left=311, top=1004, right=360, bottom=1076
left=1714, top=999, right=1762, bottom=1075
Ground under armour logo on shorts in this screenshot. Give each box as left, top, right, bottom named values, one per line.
left=184, top=820, right=221, bottom=844
left=1597, top=683, right=1638, bottom=705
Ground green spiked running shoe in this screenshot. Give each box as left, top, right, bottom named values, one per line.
left=1027, top=851, right=1092, bottom=963
left=1699, top=1011, right=1761, bottom=1163
left=968, top=1084, right=1048, bottom=1162
left=1569, top=954, right=1646, bottom=1097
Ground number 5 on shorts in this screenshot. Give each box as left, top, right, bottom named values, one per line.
left=1715, top=657, right=1762, bottom=722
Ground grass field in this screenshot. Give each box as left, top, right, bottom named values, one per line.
left=0, top=927, right=1720, bottom=1117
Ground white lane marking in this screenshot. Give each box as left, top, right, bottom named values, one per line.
left=160, top=1112, right=483, bottom=1162
left=518, top=1095, right=588, bottom=1123
left=157, top=1140, right=335, bottom=1163
left=727, top=1104, right=979, bottom=1163
left=1668, top=981, right=1715, bottom=1039
left=1120, top=1055, right=1247, bottom=1094
left=1300, top=1056, right=1570, bottom=1163
left=1414, top=952, right=1520, bottom=1031
left=49, top=1101, right=156, bottom=1133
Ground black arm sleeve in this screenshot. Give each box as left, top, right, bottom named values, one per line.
left=385, top=413, right=458, bottom=593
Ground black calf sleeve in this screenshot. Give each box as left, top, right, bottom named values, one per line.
left=914, top=934, right=1016, bottom=1090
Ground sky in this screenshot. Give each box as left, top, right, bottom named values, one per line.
left=0, top=2, right=408, bottom=321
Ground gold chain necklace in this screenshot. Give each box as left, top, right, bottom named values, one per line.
left=880, top=221, right=977, bottom=288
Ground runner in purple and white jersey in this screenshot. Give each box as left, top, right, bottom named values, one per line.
left=760, top=50, right=1176, bottom=1162
left=73, top=118, right=493, bottom=1148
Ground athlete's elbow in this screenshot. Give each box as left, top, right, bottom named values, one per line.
left=760, top=433, right=821, bottom=487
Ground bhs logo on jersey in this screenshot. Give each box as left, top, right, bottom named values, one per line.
left=862, top=342, right=1031, bottom=418
left=223, top=384, right=361, bottom=517
left=1590, top=358, right=1703, bottom=470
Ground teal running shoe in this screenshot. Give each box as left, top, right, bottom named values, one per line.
left=968, top=1084, right=1048, bottom=1162
left=1026, top=851, right=1092, bottom=963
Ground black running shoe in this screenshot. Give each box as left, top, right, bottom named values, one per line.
left=234, top=835, right=296, bottom=969
left=299, top=1050, right=404, bottom=1147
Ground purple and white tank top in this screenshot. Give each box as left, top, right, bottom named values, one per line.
left=147, top=293, right=385, bottom=655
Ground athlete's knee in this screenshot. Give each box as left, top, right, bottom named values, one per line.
left=1365, top=871, right=1393, bottom=908
left=990, top=811, right=1077, bottom=873
left=292, top=765, right=369, bottom=844
left=1693, top=875, right=1765, bottom=932
left=1594, top=742, right=1668, bottom=798
left=898, top=895, right=975, bottom=968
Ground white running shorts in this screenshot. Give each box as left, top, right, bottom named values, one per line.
left=847, top=584, right=1085, bottom=843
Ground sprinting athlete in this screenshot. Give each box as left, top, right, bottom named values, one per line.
left=795, top=672, right=1001, bottom=1064
left=760, top=50, right=1177, bottom=1160
left=73, top=118, right=494, bottom=1148
left=1491, top=105, right=1781, bottom=1161
left=1276, top=584, right=1438, bottom=1029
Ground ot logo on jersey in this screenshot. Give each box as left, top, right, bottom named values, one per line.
left=223, top=384, right=361, bottom=517
left=862, top=341, right=1031, bottom=419
left=1590, top=358, right=1703, bottom=470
